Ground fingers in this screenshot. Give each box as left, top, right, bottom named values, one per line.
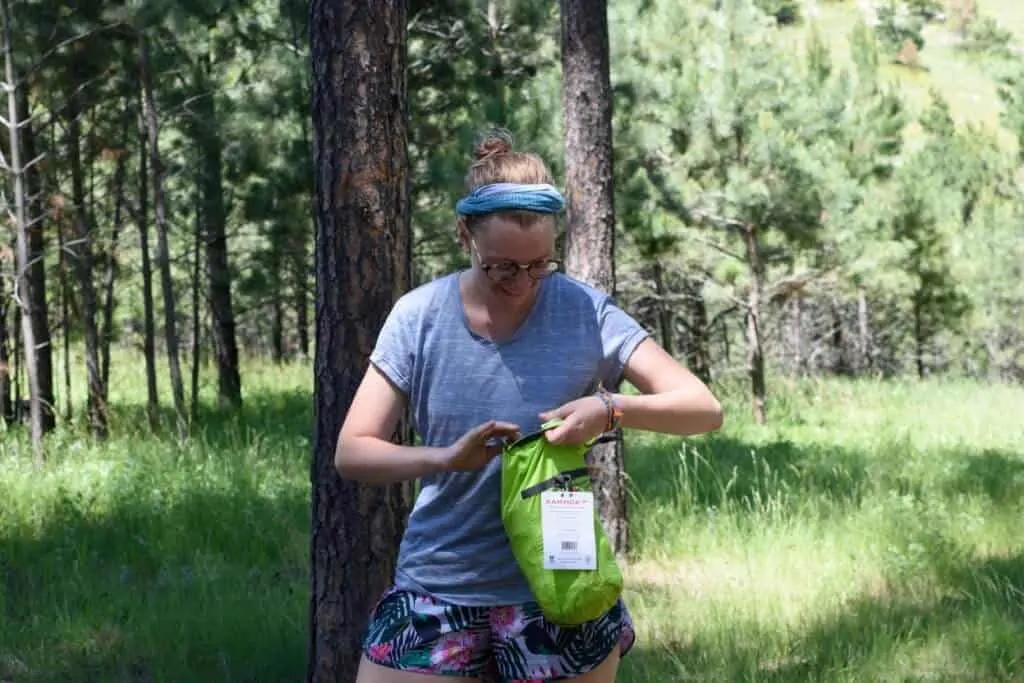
left=538, top=402, right=572, bottom=422
left=545, top=417, right=592, bottom=445
left=476, top=420, right=520, bottom=446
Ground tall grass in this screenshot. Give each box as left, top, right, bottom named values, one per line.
left=2, top=357, right=1023, bottom=681
left=623, top=376, right=1024, bottom=681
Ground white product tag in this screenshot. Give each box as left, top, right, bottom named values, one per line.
left=540, top=490, right=597, bottom=571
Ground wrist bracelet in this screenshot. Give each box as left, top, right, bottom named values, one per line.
left=595, top=386, right=622, bottom=432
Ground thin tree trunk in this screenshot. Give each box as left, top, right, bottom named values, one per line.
left=560, top=0, right=628, bottom=558
left=684, top=275, right=711, bottom=385
left=59, top=205, right=71, bottom=425
left=652, top=260, right=673, bottom=355
left=191, top=176, right=202, bottom=423
left=100, top=122, right=129, bottom=401
left=135, top=91, right=159, bottom=431
left=16, top=87, right=53, bottom=431
left=857, top=285, right=871, bottom=372
left=913, top=290, right=925, bottom=378
left=790, top=293, right=804, bottom=376
left=743, top=223, right=767, bottom=425
left=270, top=223, right=285, bottom=363
left=0, top=281, right=11, bottom=423
left=3, top=0, right=43, bottom=459
left=308, top=1, right=412, bottom=680
left=287, top=0, right=311, bottom=360
left=140, top=31, right=187, bottom=438
left=831, top=299, right=850, bottom=376
left=194, top=59, right=241, bottom=409
left=67, top=90, right=107, bottom=439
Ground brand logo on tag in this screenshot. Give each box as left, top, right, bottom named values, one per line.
left=547, top=497, right=587, bottom=506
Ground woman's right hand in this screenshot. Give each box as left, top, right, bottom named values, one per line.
left=436, top=420, right=521, bottom=473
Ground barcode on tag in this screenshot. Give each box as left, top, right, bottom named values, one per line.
left=561, top=541, right=578, bottom=552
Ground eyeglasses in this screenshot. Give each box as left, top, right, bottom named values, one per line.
left=471, top=239, right=561, bottom=283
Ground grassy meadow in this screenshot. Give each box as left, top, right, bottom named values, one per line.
left=2, top=352, right=1023, bottom=682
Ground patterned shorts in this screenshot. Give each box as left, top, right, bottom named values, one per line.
left=362, top=586, right=635, bottom=681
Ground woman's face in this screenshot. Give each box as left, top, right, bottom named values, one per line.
left=460, top=214, right=558, bottom=302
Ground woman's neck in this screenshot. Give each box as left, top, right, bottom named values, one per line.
left=459, top=269, right=542, bottom=342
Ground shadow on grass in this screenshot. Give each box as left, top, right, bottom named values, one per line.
left=755, top=549, right=1024, bottom=682
left=625, top=433, right=872, bottom=515
left=627, top=432, right=1024, bottom=518
left=99, top=387, right=313, bottom=454
left=0, top=427, right=312, bottom=681
left=943, top=447, right=1024, bottom=505
left=617, top=550, right=1024, bottom=682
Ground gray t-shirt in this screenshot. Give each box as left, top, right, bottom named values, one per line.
left=369, top=271, right=650, bottom=606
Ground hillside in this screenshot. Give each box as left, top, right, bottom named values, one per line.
left=780, top=0, right=1024, bottom=150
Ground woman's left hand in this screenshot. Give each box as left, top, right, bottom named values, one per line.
left=538, top=396, right=609, bottom=446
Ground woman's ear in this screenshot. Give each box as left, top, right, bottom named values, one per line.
left=456, top=218, right=471, bottom=253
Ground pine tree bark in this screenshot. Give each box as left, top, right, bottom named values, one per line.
left=308, top=1, right=411, bottom=681
left=135, top=90, right=160, bottom=432
left=16, top=88, right=53, bottom=432
left=193, top=59, right=241, bottom=409
left=743, top=223, right=767, bottom=425
left=68, top=88, right=106, bottom=439
left=683, top=275, right=712, bottom=385
left=560, top=0, right=628, bottom=558
left=3, top=0, right=43, bottom=459
left=140, top=32, right=187, bottom=438
left=0, top=289, right=9, bottom=423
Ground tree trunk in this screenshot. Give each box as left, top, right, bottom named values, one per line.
left=743, top=223, right=767, bottom=425
left=308, top=1, right=411, bottom=681
left=16, top=88, right=53, bottom=432
left=1, top=282, right=11, bottom=424
left=100, top=122, right=128, bottom=402
left=288, top=0, right=312, bottom=360
left=3, top=0, right=43, bottom=459
left=135, top=91, right=160, bottom=432
left=191, top=173, right=203, bottom=423
left=652, top=260, right=673, bottom=355
left=913, top=289, right=925, bottom=378
left=68, top=90, right=106, bottom=439
left=789, top=293, right=804, bottom=376
left=270, top=223, right=286, bottom=363
left=560, top=0, right=628, bottom=558
left=683, top=275, right=711, bottom=385
left=194, top=59, right=242, bottom=409
left=831, top=299, right=850, bottom=376
left=58, top=201, right=71, bottom=425
left=857, top=285, right=871, bottom=372
left=140, top=31, right=188, bottom=438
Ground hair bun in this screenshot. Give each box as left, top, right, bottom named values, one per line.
left=474, top=129, right=514, bottom=161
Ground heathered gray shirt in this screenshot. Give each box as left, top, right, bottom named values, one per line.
left=369, top=271, right=650, bottom=606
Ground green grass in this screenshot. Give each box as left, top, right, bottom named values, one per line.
left=3, top=356, right=1024, bottom=681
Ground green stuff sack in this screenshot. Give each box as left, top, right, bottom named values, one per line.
left=500, top=419, right=623, bottom=626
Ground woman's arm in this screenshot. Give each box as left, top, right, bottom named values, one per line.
left=615, top=337, right=723, bottom=436
left=335, top=366, right=449, bottom=484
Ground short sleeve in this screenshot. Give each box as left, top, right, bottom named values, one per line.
left=597, top=294, right=651, bottom=388
left=369, top=295, right=417, bottom=395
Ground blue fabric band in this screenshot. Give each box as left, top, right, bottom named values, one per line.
left=455, top=182, right=566, bottom=217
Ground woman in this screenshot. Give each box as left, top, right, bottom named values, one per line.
left=337, top=130, right=723, bottom=683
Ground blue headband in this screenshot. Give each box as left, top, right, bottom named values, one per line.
left=455, top=182, right=565, bottom=217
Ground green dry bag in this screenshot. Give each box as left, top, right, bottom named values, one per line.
left=500, top=418, right=623, bottom=626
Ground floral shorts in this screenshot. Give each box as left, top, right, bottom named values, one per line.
left=362, top=586, right=635, bottom=681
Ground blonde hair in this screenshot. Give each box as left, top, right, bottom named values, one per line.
left=463, top=129, right=556, bottom=231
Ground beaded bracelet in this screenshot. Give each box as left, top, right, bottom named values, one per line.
left=595, top=386, right=622, bottom=432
